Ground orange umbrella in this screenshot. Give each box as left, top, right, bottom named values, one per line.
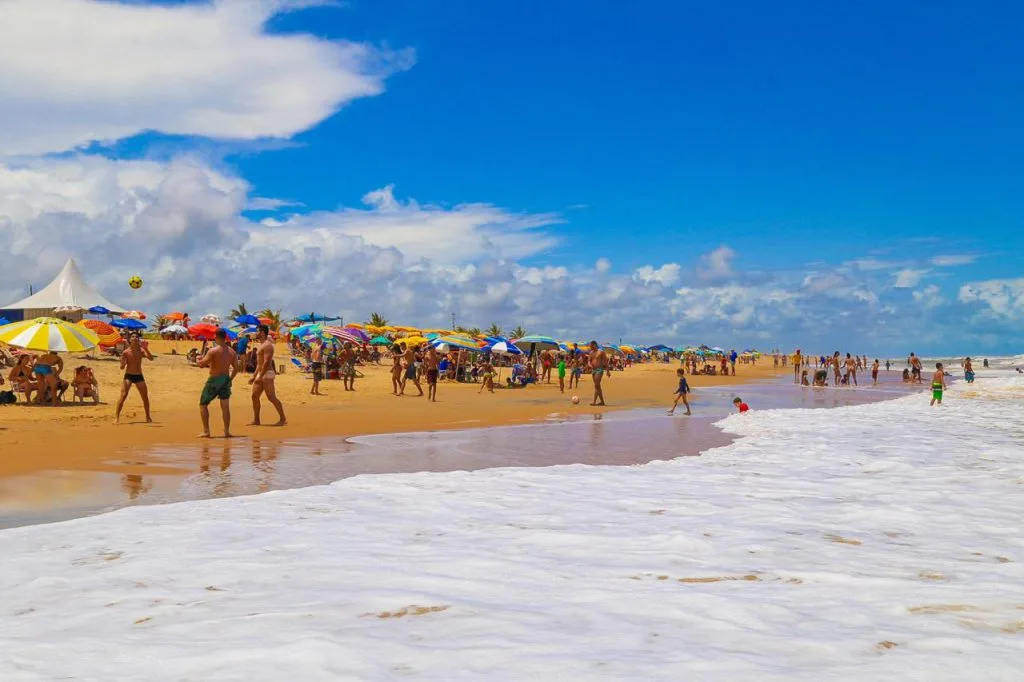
left=77, top=320, right=120, bottom=348
left=164, top=311, right=186, bottom=321
left=123, top=310, right=147, bottom=320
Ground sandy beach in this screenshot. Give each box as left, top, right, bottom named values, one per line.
left=0, top=341, right=783, bottom=480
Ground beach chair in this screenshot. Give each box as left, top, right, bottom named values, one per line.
left=291, top=357, right=312, bottom=374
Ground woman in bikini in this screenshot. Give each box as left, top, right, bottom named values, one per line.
left=390, top=346, right=403, bottom=395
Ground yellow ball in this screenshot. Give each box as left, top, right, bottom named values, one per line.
left=128, top=276, right=143, bottom=289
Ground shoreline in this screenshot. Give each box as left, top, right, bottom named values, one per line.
left=0, top=364, right=924, bottom=529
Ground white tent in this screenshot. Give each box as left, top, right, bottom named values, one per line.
left=2, top=258, right=126, bottom=319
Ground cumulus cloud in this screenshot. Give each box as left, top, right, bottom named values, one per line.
left=696, top=245, right=735, bottom=283
left=634, top=263, right=681, bottom=286
left=893, top=268, right=929, bottom=288
left=0, top=0, right=414, bottom=155
left=958, top=278, right=1024, bottom=320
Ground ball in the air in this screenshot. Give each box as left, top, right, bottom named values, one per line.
left=128, top=275, right=143, bottom=289
left=571, top=395, right=580, bottom=404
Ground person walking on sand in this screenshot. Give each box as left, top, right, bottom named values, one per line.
left=793, top=349, right=803, bottom=384
left=340, top=341, right=357, bottom=392
left=115, top=334, right=154, bottom=423
left=198, top=328, right=239, bottom=438
left=310, top=338, right=325, bottom=395
left=425, top=345, right=440, bottom=402
left=390, top=346, right=403, bottom=395
left=248, top=325, right=286, bottom=427
left=668, top=368, right=692, bottom=415
left=589, top=341, right=608, bottom=406
left=930, top=363, right=946, bottom=406
left=401, top=343, right=423, bottom=396
left=478, top=359, right=495, bottom=393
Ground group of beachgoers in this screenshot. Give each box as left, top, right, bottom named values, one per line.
left=0, top=346, right=100, bottom=406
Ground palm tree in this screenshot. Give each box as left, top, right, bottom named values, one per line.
left=485, top=323, right=503, bottom=338
left=367, top=312, right=389, bottom=328
left=257, top=308, right=282, bottom=330
left=511, top=325, right=528, bottom=339
left=152, top=315, right=169, bottom=331
left=230, top=302, right=249, bottom=319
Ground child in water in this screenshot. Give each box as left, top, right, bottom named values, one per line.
left=733, top=397, right=749, bottom=413
left=668, top=368, right=691, bottom=415
left=930, top=363, right=946, bottom=406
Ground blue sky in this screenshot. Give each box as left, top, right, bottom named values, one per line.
left=0, top=0, right=1021, bottom=353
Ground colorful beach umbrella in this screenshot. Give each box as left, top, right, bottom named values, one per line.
left=160, top=324, right=189, bottom=335
left=399, top=335, right=429, bottom=347
left=323, top=326, right=364, bottom=345
left=512, top=335, right=559, bottom=352
left=188, top=323, right=219, bottom=340
left=164, top=311, right=186, bottom=321
left=370, top=335, right=393, bottom=346
left=123, top=310, right=146, bottom=320
left=88, top=306, right=112, bottom=315
left=235, top=314, right=260, bottom=326
left=78, top=320, right=120, bottom=347
left=0, top=317, right=99, bottom=352
left=111, top=318, right=146, bottom=330
left=200, top=314, right=221, bottom=325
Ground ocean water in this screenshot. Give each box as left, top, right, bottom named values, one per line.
left=1, top=368, right=1022, bottom=680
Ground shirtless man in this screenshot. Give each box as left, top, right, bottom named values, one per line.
left=930, top=363, right=946, bottom=407
left=831, top=352, right=842, bottom=387
left=845, top=353, right=858, bottom=386
left=115, top=334, right=154, bottom=423
left=910, top=352, right=923, bottom=383
left=198, top=328, right=239, bottom=438
left=248, top=325, right=286, bottom=426
left=400, top=343, right=423, bottom=397
left=310, top=338, right=324, bottom=395
left=871, top=358, right=880, bottom=385
left=589, top=341, right=608, bottom=406
left=425, top=345, right=440, bottom=402
left=34, top=350, right=63, bottom=406
left=792, top=349, right=803, bottom=384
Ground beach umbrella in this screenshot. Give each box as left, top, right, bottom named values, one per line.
left=164, top=311, right=186, bottom=321
left=123, top=310, right=146, bottom=320
left=369, top=335, right=393, bottom=346
left=290, top=323, right=322, bottom=338
left=323, top=326, right=364, bottom=344
left=200, top=314, right=221, bottom=325
left=399, top=335, right=429, bottom=347
left=295, top=313, right=339, bottom=323
left=88, top=306, right=111, bottom=315
left=161, top=324, right=188, bottom=335
left=512, top=335, right=559, bottom=353
left=433, top=343, right=451, bottom=354
left=79, top=320, right=121, bottom=348
left=0, top=317, right=99, bottom=353
left=488, top=341, right=523, bottom=356
left=0, top=317, right=8, bottom=326
left=188, top=323, right=219, bottom=340
left=235, top=314, right=260, bottom=326
left=111, top=318, right=146, bottom=330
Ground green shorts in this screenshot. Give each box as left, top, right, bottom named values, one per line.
left=200, top=375, right=232, bottom=406
left=931, top=383, right=943, bottom=400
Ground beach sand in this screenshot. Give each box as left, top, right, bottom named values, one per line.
left=0, top=341, right=781, bottom=482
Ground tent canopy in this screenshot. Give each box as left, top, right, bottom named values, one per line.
left=3, top=258, right=126, bottom=313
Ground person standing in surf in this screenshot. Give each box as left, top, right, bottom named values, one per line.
left=589, top=341, right=608, bottom=406
left=930, top=363, right=946, bottom=407
left=198, top=328, right=239, bottom=438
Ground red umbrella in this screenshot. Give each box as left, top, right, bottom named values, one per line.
left=188, top=323, right=219, bottom=340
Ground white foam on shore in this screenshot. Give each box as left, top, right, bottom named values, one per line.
left=2, top=375, right=1023, bottom=681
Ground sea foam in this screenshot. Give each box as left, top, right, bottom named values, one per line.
left=2, top=373, right=1022, bottom=681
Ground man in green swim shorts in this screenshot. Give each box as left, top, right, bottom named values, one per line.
left=930, top=362, right=946, bottom=407
left=197, top=328, right=240, bottom=437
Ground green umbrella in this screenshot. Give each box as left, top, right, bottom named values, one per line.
left=370, top=335, right=393, bottom=346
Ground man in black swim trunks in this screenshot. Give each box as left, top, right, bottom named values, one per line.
left=115, top=333, right=154, bottom=424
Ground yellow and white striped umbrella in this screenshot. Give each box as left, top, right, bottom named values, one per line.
left=0, top=317, right=99, bottom=352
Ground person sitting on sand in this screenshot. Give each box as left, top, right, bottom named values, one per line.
left=197, top=328, right=239, bottom=438
left=8, top=355, right=38, bottom=403
left=115, top=334, right=154, bottom=424
left=33, top=350, right=63, bottom=406
left=248, top=324, right=286, bottom=427
left=72, top=366, right=100, bottom=404
left=668, top=368, right=692, bottom=415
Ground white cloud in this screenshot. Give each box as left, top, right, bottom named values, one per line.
left=0, top=0, right=414, bottom=155
left=958, top=278, right=1024, bottom=320
left=930, top=254, right=977, bottom=267
left=634, top=263, right=680, bottom=286
left=696, top=245, right=735, bottom=282
left=893, top=268, right=929, bottom=288
left=912, top=285, right=943, bottom=309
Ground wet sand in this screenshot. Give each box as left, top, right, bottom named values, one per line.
left=0, top=364, right=926, bottom=528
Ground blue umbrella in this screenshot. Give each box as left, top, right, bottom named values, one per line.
left=235, top=314, right=260, bottom=326
left=111, top=318, right=146, bottom=330
left=0, top=317, right=9, bottom=327
left=88, top=306, right=111, bottom=315
left=295, top=313, right=340, bottom=323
